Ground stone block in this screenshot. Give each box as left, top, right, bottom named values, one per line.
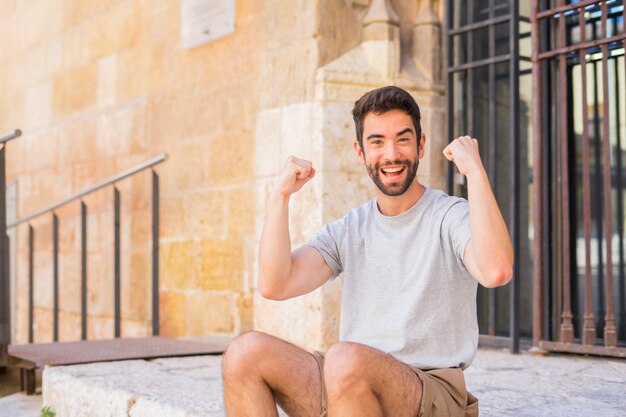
left=160, top=195, right=185, bottom=239
left=206, top=133, right=254, bottom=186
left=161, top=241, right=201, bottom=291
left=87, top=0, right=142, bottom=61
left=253, top=290, right=324, bottom=351
left=200, top=239, right=243, bottom=292
left=58, top=310, right=82, bottom=341
left=22, top=80, right=53, bottom=130
left=95, top=101, right=147, bottom=157
left=97, top=53, right=118, bottom=109
left=159, top=139, right=210, bottom=192
left=225, top=187, right=255, bottom=237
left=184, top=190, right=227, bottom=239
left=185, top=292, right=235, bottom=336
left=62, top=0, right=109, bottom=29
left=159, top=291, right=187, bottom=337
left=52, top=63, right=97, bottom=118
left=87, top=316, right=114, bottom=340
left=122, top=252, right=150, bottom=321
left=33, top=307, right=53, bottom=343
left=236, top=293, right=254, bottom=333
left=86, top=252, right=115, bottom=317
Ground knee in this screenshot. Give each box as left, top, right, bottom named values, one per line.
left=324, top=342, right=372, bottom=396
left=221, top=331, right=271, bottom=379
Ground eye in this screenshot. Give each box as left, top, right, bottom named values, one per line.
left=370, top=139, right=383, bottom=145
left=399, top=137, right=410, bottom=142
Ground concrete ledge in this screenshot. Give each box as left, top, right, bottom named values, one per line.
left=40, top=348, right=626, bottom=417
left=43, top=356, right=225, bottom=417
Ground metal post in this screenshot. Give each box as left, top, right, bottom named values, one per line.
left=53, top=213, right=59, bottom=342
left=28, top=226, right=34, bottom=343
left=114, top=187, right=121, bottom=338
left=530, top=0, right=545, bottom=350
left=509, top=0, right=521, bottom=353
left=152, top=171, right=160, bottom=336
left=600, top=1, right=617, bottom=347
left=0, top=144, right=9, bottom=366
left=81, top=202, right=87, bottom=340
left=557, top=0, right=574, bottom=345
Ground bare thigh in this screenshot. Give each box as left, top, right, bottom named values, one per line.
left=324, top=342, right=422, bottom=417
left=222, top=331, right=323, bottom=417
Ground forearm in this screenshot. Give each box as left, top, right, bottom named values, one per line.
left=466, top=167, right=514, bottom=285
left=258, top=192, right=293, bottom=298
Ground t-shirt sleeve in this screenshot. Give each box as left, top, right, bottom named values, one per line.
left=306, top=218, right=345, bottom=280
left=441, top=199, right=472, bottom=264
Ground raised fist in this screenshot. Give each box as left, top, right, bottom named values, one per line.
left=274, top=156, right=316, bottom=197
left=443, top=136, right=485, bottom=177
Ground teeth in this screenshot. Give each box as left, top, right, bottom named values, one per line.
left=382, top=167, right=403, bottom=173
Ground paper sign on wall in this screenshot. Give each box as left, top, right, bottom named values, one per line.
left=181, top=0, right=235, bottom=49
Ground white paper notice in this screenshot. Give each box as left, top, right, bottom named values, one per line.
left=181, top=0, right=235, bottom=49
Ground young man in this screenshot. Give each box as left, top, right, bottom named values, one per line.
left=222, top=86, right=513, bottom=417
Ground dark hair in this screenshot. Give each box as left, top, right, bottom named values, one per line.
left=351, top=86, right=422, bottom=150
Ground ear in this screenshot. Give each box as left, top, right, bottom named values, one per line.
left=418, top=132, right=426, bottom=160
left=354, top=140, right=366, bottom=165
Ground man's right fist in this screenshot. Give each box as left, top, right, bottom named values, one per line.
left=274, top=156, right=315, bottom=197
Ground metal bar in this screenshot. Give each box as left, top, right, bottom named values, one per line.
left=446, top=0, right=455, bottom=195
left=114, top=187, right=121, bottom=338
left=509, top=0, right=521, bottom=354
left=447, top=54, right=512, bottom=73
left=537, top=0, right=603, bottom=20
left=8, top=155, right=167, bottom=229
left=531, top=0, right=545, bottom=347
left=537, top=33, right=626, bottom=61
left=28, top=226, right=34, bottom=344
left=468, top=0, right=475, bottom=138
left=152, top=171, right=160, bottom=336
left=579, top=7, right=596, bottom=347
left=81, top=202, right=87, bottom=341
left=0, top=129, right=21, bottom=144
left=449, top=14, right=511, bottom=35
left=53, top=214, right=59, bottom=342
left=619, top=3, right=626, bottom=342
left=600, top=1, right=617, bottom=347
left=558, top=0, right=574, bottom=344
left=0, top=144, right=9, bottom=365
left=487, top=0, right=497, bottom=338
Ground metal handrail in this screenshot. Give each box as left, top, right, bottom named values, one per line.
left=0, top=129, right=21, bottom=145
left=8, top=154, right=167, bottom=228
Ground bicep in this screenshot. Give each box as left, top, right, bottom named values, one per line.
left=285, top=245, right=334, bottom=299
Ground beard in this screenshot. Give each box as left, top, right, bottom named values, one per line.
left=366, top=158, right=419, bottom=196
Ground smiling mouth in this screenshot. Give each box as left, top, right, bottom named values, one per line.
left=380, top=166, right=405, bottom=178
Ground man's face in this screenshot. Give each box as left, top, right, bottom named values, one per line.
left=355, top=109, right=424, bottom=197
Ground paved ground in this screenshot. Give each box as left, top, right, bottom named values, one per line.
left=1, top=348, right=625, bottom=416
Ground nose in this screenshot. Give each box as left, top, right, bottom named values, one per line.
left=383, top=141, right=401, bottom=161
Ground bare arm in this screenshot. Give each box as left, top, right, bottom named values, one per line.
left=258, top=156, right=333, bottom=300
left=443, top=136, right=514, bottom=288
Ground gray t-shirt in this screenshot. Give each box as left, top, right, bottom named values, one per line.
left=307, top=187, right=478, bottom=370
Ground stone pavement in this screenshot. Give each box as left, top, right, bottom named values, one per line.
left=1, top=348, right=625, bottom=417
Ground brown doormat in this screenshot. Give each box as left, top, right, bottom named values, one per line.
left=8, top=336, right=229, bottom=368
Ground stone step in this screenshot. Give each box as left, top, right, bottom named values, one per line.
left=40, top=348, right=626, bottom=417
left=43, top=356, right=226, bottom=417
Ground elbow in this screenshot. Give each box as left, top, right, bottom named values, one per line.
left=257, top=276, right=288, bottom=301
left=481, top=264, right=513, bottom=288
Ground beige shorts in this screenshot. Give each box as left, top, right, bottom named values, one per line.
left=311, top=351, right=478, bottom=417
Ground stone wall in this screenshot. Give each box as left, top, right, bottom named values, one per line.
left=1, top=0, right=446, bottom=349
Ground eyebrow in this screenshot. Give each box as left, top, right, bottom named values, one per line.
left=366, top=128, right=414, bottom=141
